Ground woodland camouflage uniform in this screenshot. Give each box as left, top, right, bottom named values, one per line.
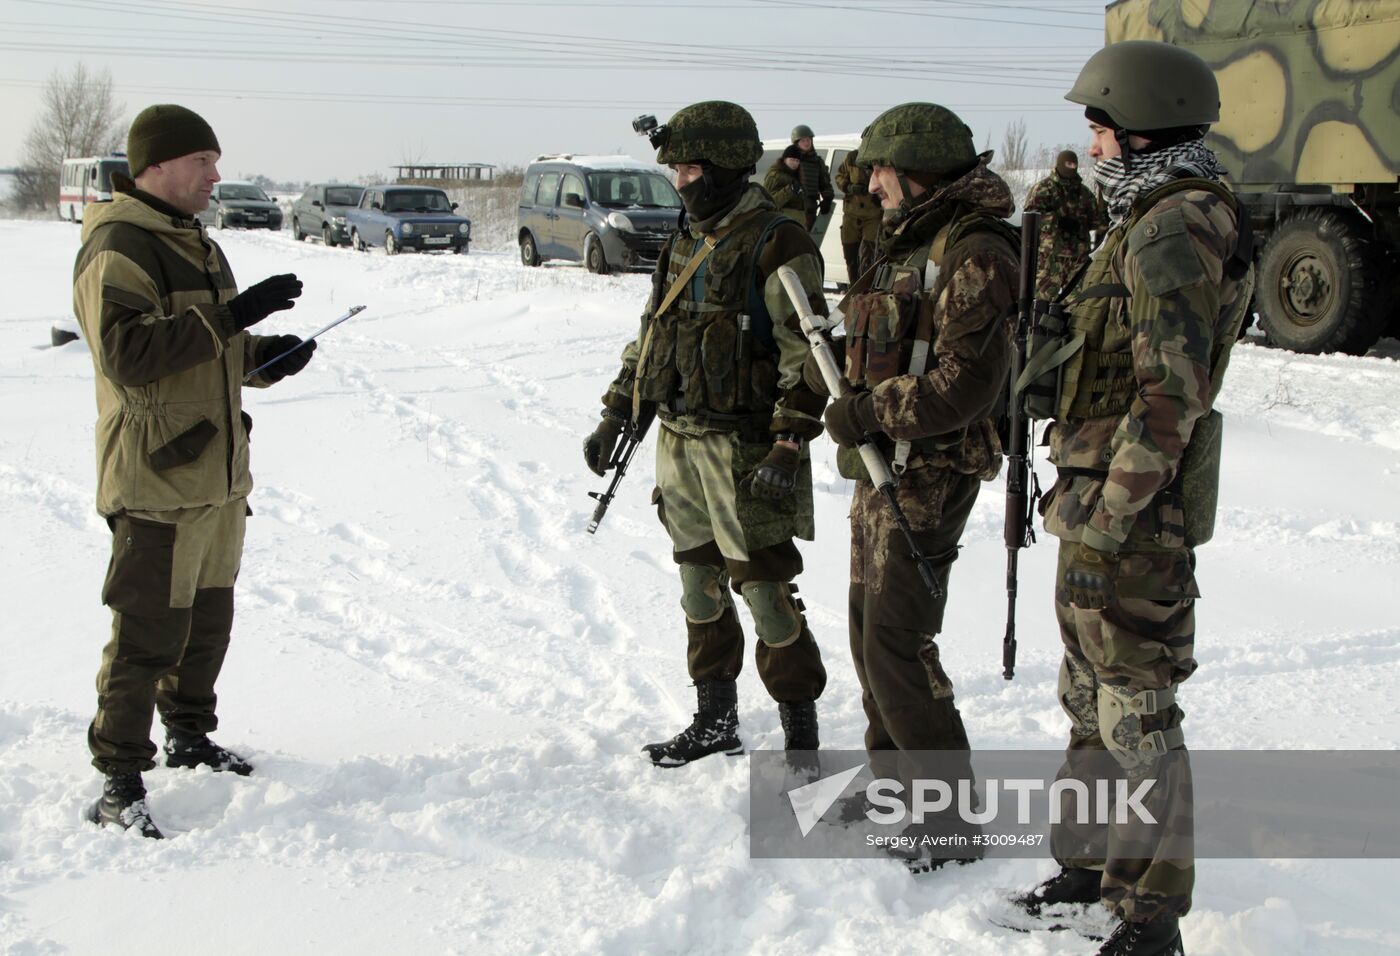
left=1024, top=152, right=1106, bottom=300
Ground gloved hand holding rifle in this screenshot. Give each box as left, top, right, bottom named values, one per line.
left=774, top=264, right=944, bottom=600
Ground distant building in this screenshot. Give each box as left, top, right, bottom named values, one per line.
left=392, top=163, right=495, bottom=186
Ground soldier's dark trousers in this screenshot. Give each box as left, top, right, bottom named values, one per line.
left=678, top=539, right=827, bottom=703
left=89, top=500, right=246, bottom=774
left=842, top=242, right=862, bottom=286
left=1052, top=539, right=1196, bottom=922
left=848, top=470, right=979, bottom=752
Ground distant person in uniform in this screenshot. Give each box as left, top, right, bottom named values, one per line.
left=763, top=145, right=807, bottom=224
left=1024, top=149, right=1107, bottom=299
left=790, top=124, right=834, bottom=231
left=835, top=147, right=882, bottom=284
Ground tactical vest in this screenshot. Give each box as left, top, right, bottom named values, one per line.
left=841, top=211, right=1019, bottom=470
left=1019, top=177, right=1251, bottom=423
left=633, top=209, right=788, bottom=425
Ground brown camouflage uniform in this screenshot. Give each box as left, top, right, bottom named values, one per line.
left=816, top=159, right=1018, bottom=753
left=1041, top=179, right=1252, bottom=922
left=835, top=150, right=882, bottom=283
left=1024, top=167, right=1106, bottom=300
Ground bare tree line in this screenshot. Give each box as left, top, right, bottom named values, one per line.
left=8, top=64, right=124, bottom=213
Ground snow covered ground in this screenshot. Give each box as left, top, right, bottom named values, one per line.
left=1, top=220, right=1398, bottom=955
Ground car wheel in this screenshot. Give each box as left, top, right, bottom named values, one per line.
left=216, top=211, right=226, bottom=230
left=352, top=228, right=365, bottom=252
left=585, top=234, right=609, bottom=275
left=385, top=232, right=399, bottom=256
left=455, top=242, right=469, bottom=255
left=323, top=224, right=336, bottom=247
left=293, top=218, right=305, bottom=241
left=520, top=232, right=541, bottom=267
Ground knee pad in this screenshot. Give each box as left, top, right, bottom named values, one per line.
left=739, top=581, right=803, bottom=648
left=1058, top=654, right=1099, bottom=739
left=1097, top=684, right=1185, bottom=772
left=678, top=563, right=731, bottom=624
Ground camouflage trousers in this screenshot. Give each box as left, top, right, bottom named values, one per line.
left=90, top=499, right=246, bottom=774
left=653, top=424, right=826, bottom=702
left=1051, top=539, right=1198, bottom=922
left=849, top=468, right=980, bottom=752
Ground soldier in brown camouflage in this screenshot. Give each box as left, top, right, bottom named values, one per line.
left=1023, top=150, right=1106, bottom=300
left=805, top=103, right=1019, bottom=867
left=584, top=101, right=830, bottom=768
left=1012, top=41, right=1254, bottom=956
left=835, top=148, right=882, bottom=285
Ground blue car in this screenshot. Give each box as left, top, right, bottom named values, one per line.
left=345, top=185, right=471, bottom=255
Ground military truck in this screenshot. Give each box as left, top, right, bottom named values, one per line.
left=1107, top=0, right=1400, bottom=354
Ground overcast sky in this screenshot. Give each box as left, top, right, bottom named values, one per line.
left=0, top=0, right=1108, bottom=181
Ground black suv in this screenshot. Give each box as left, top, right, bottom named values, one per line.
left=518, top=155, right=681, bottom=273
left=291, top=183, right=365, bottom=246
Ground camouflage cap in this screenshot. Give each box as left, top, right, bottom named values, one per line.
left=1067, top=41, right=1219, bottom=131
left=857, top=103, right=977, bottom=176
left=791, top=124, right=815, bottom=143
left=656, top=101, right=763, bottom=170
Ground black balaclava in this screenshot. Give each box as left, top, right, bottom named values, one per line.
left=678, top=163, right=751, bottom=226
left=1055, top=149, right=1080, bottom=180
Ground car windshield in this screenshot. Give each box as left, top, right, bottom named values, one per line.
left=587, top=172, right=680, bottom=209
left=325, top=187, right=364, bottom=206
left=221, top=185, right=270, bottom=201
left=384, top=190, right=452, bottom=213
left=97, top=159, right=129, bottom=192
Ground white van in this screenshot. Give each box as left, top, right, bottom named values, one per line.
left=758, top=134, right=861, bottom=287
left=58, top=154, right=130, bottom=222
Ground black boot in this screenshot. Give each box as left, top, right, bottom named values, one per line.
left=778, top=700, right=819, bottom=750
left=164, top=733, right=254, bottom=775
left=642, top=680, right=742, bottom=767
left=1098, top=915, right=1183, bottom=955
left=1012, top=866, right=1102, bottom=915
left=86, top=772, right=163, bottom=839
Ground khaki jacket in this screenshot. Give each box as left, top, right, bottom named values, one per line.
left=72, top=189, right=276, bottom=516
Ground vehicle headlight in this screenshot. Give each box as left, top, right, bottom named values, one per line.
left=607, top=212, right=635, bottom=231
left=402, top=223, right=414, bottom=235
left=332, top=215, right=346, bottom=225
left=458, top=223, right=470, bottom=236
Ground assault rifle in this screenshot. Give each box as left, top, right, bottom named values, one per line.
left=775, top=265, right=944, bottom=600
left=1001, top=211, right=1041, bottom=680
left=586, top=402, right=656, bottom=535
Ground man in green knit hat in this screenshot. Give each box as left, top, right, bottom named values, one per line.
left=74, top=104, right=315, bottom=837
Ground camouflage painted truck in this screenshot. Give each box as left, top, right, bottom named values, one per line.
left=1107, top=0, right=1400, bottom=354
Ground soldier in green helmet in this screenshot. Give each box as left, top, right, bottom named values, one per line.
left=804, top=102, right=1019, bottom=867
left=584, top=101, right=830, bottom=767
left=790, top=123, right=834, bottom=231
left=1009, top=40, right=1254, bottom=956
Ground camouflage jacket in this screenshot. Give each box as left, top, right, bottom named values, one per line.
left=835, top=152, right=881, bottom=221
left=838, top=159, right=1019, bottom=479
left=1024, top=170, right=1105, bottom=300
left=1044, top=183, right=1251, bottom=552
left=762, top=161, right=806, bottom=216
left=603, top=184, right=829, bottom=440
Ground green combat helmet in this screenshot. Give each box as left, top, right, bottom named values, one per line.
left=791, top=124, right=815, bottom=143
left=1066, top=40, right=1219, bottom=132
left=655, top=101, right=763, bottom=170
left=858, top=102, right=977, bottom=177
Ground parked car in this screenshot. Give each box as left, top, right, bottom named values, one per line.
left=345, top=185, right=471, bottom=254
left=291, top=183, right=365, bottom=246
left=200, top=181, right=283, bottom=230
left=518, top=155, right=681, bottom=273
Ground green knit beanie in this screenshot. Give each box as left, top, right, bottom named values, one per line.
left=127, top=104, right=221, bottom=176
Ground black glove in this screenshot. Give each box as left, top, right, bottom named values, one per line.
left=741, top=441, right=800, bottom=500
left=823, top=391, right=879, bottom=448
left=254, top=335, right=316, bottom=383
left=229, top=273, right=302, bottom=332
left=1058, top=541, right=1119, bottom=609
left=583, top=415, right=624, bottom=477
left=792, top=183, right=804, bottom=196
left=819, top=198, right=835, bottom=216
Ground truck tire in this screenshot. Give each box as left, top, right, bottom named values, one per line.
left=1258, top=208, right=1383, bottom=355
left=585, top=233, right=609, bottom=275
left=520, top=231, right=541, bottom=267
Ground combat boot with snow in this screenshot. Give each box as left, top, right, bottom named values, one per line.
left=1012, top=866, right=1101, bottom=915
left=86, top=771, right=163, bottom=839
left=1098, top=915, right=1183, bottom=955
left=164, top=733, right=253, bottom=775
left=643, top=680, right=742, bottom=767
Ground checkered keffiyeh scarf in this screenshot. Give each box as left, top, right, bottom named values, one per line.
left=1092, top=138, right=1227, bottom=224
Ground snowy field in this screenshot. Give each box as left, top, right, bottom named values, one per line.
left=1, top=219, right=1398, bottom=955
